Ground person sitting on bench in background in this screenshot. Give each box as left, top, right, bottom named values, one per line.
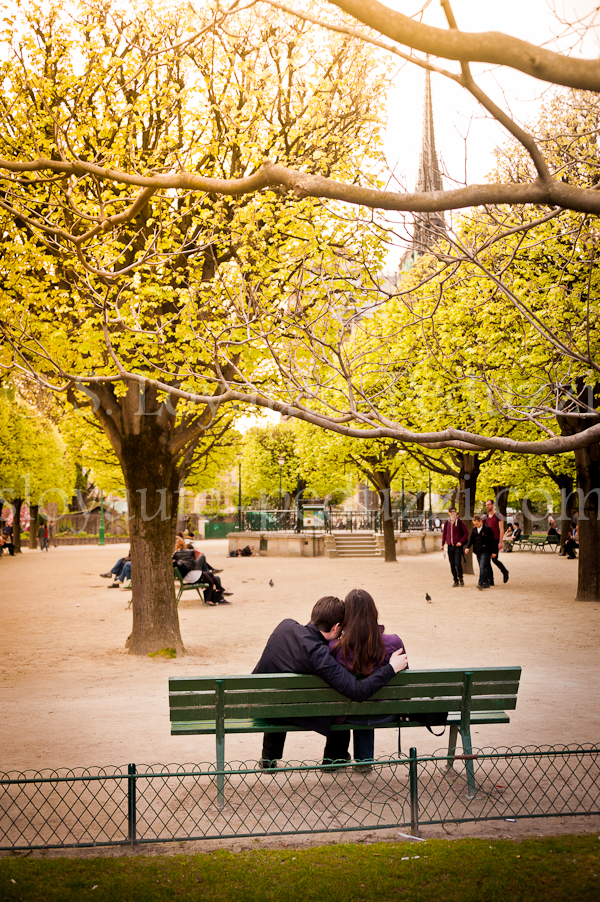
left=0, top=533, right=14, bottom=555
left=100, top=552, right=131, bottom=589
left=173, top=537, right=232, bottom=605
left=253, top=595, right=408, bottom=770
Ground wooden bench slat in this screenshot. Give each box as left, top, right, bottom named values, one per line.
left=170, top=709, right=513, bottom=736
left=169, top=695, right=517, bottom=722
left=168, top=667, right=521, bottom=693
left=168, top=680, right=522, bottom=710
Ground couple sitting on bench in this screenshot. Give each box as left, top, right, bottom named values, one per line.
left=254, top=590, right=408, bottom=771
left=173, top=536, right=233, bottom=605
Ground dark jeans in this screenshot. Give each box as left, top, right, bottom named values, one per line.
left=323, top=715, right=398, bottom=762
left=261, top=732, right=287, bottom=764
left=476, top=551, right=491, bottom=586
left=565, top=539, right=578, bottom=558
left=486, top=544, right=508, bottom=585
left=110, top=558, right=127, bottom=577
left=447, top=545, right=464, bottom=581
left=261, top=729, right=352, bottom=766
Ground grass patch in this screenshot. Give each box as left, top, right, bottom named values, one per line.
left=147, top=648, right=176, bottom=659
left=1, top=834, right=599, bottom=901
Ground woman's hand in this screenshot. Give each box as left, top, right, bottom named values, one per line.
left=389, top=649, right=409, bottom=672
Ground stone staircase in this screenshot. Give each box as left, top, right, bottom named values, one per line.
left=333, top=533, right=381, bottom=558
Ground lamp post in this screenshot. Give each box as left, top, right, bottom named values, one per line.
left=428, top=472, right=433, bottom=531
left=98, top=489, right=105, bottom=546
left=277, top=456, right=285, bottom=511
left=401, top=478, right=406, bottom=533
left=237, top=460, right=242, bottom=532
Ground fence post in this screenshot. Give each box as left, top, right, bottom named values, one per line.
left=216, top=680, right=226, bottom=807
left=409, top=747, right=419, bottom=837
left=127, top=763, right=137, bottom=847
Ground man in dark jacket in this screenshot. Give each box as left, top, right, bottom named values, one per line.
left=253, top=596, right=408, bottom=769
left=465, top=514, right=496, bottom=590
left=441, top=508, right=469, bottom=587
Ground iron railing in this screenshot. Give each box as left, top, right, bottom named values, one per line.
left=1, top=744, right=598, bottom=850
left=239, top=510, right=443, bottom=534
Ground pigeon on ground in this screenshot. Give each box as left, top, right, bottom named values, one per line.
left=425, top=592, right=432, bottom=603
left=269, top=579, right=274, bottom=587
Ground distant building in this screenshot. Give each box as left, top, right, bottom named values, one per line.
left=400, top=69, right=447, bottom=271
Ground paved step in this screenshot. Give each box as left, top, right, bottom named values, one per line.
left=333, top=534, right=381, bottom=557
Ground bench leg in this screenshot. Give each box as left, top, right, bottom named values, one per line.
left=397, top=723, right=402, bottom=756
left=446, top=724, right=458, bottom=769
left=216, top=737, right=225, bottom=808
left=460, top=729, right=477, bottom=799
left=215, top=680, right=225, bottom=807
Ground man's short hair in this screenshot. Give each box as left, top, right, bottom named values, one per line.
left=472, top=514, right=482, bottom=523
left=311, top=596, right=344, bottom=632
left=448, top=507, right=457, bottom=513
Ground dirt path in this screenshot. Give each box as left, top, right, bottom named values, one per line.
left=1, top=541, right=598, bottom=771
left=1, top=540, right=599, bottom=850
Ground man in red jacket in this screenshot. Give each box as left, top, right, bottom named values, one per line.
left=441, top=508, right=469, bottom=587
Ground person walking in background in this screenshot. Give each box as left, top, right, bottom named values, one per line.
left=465, top=515, right=496, bottom=590
left=441, top=507, right=469, bottom=587
left=48, top=520, right=56, bottom=547
left=37, top=521, right=48, bottom=552
left=484, top=499, right=509, bottom=585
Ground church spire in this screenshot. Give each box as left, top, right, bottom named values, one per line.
left=401, top=69, right=446, bottom=270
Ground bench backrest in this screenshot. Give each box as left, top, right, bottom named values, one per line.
left=169, top=667, right=521, bottom=735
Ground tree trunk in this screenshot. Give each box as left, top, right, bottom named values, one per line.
left=573, top=441, right=600, bottom=601
left=29, top=504, right=39, bottom=550
left=519, top=498, right=533, bottom=536
left=119, top=426, right=183, bottom=656
left=376, top=486, right=397, bottom=563
left=556, top=475, right=574, bottom=552
left=493, top=486, right=509, bottom=523
left=12, top=498, right=23, bottom=553
left=557, top=403, right=600, bottom=600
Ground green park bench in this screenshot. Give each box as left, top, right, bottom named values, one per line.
left=173, top=567, right=211, bottom=605
left=127, top=567, right=211, bottom=608
left=169, top=666, right=521, bottom=800
left=512, top=535, right=559, bottom=553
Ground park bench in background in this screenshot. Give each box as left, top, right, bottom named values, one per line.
left=173, top=567, right=210, bottom=605
left=126, top=568, right=210, bottom=608
left=511, top=535, right=560, bottom=553
left=169, top=666, right=521, bottom=800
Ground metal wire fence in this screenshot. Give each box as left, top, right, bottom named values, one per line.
left=1, top=745, right=598, bottom=851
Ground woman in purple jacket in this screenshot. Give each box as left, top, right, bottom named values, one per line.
left=329, top=588, right=407, bottom=767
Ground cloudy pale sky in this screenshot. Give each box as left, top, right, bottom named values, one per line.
left=382, top=0, right=599, bottom=191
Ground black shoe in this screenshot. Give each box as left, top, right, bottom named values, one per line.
left=259, top=758, right=278, bottom=772
left=503, top=572, right=509, bottom=583
left=452, top=581, right=459, bottom=587
left=107, top=583, right=119, bottom=588
left=211, top=568, right=223, bottom=573
left=222, top=591, right=234, bottom=596
left=100, top=572, right=114, bottom=578
left=320, top=755, right=351, bottom=771
left=217, top=599, right=232, bottom=604
left=459, top=579, right=464, bottom=586
left=353, top=763, right=374, bottom=774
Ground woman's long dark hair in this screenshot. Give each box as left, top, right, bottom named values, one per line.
left=334, top=588, right=386, bottom=676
